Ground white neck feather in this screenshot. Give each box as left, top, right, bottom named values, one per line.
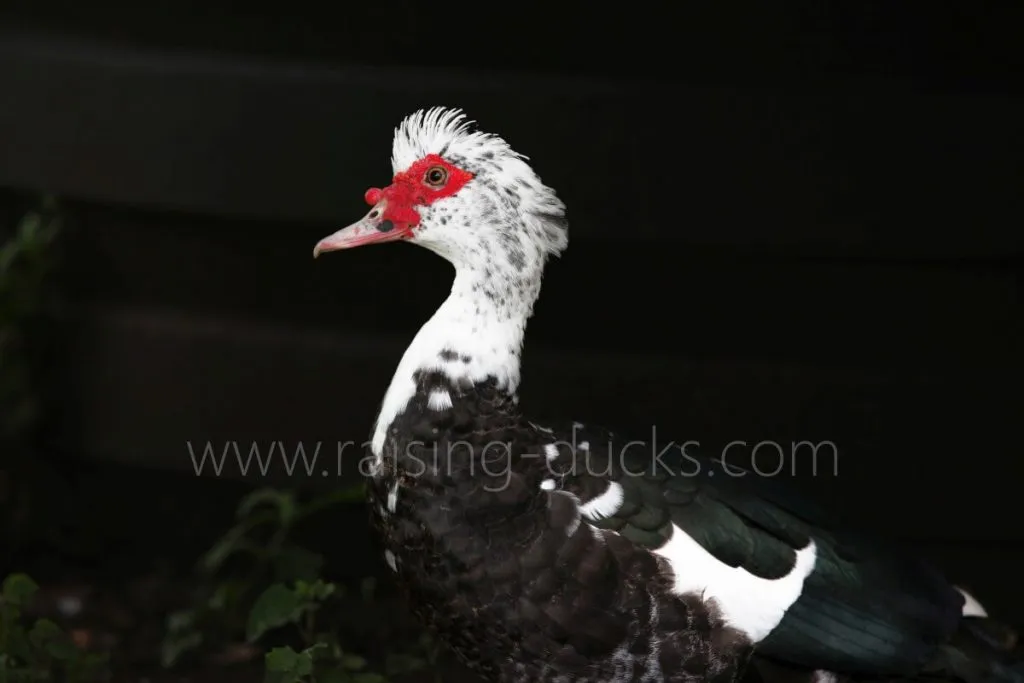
left=366, top=107, right=567, bottom=465
left=369, top=264, right=538, bottom=460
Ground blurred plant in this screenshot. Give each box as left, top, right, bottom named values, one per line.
left=0, top=196, right=63, bottom=562
left=162, top=484, right=440, bottom=682
left=0, top=195, right=61, bottom=442
left=252, top=578, right=380, bottom=683
left=254, top=576, right=438, bottom=683
left=0, top=573, right=110, bottom=682
left=161, top=486, right=360, bottom=667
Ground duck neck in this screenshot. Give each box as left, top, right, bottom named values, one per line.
left=370, top=261, right=542, bottom=459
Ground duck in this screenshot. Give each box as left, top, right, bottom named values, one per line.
left=312, top=107, right=1022, bottom=683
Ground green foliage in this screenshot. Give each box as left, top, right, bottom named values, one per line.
left=242, top=576, right=439, bottom=683
left=0, top=195, right=61, bottom=441
left=247, top=580, right=390, bottom=683
left=161, top=484, right=415, bottom=680
left=0, top=573, right=110, bottom=682
left=0, top=202, right=82, bottom=680
left=162, top=487, right=342, bottom=667
left=246, top=580, right=333, bottom=643
left=264, top=643, right=388, bottom=683
left=161, top=483, right=441, bottom=681
left=0, top=198, right=443, bottom=680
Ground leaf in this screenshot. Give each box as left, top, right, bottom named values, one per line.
left=349, top=673, right=387, bottom=683
left=165, top=609, right=195, bottom=633
left=272, top=546, right=324, bottom=583
left=161, top=630, right=203, bottom=668
left=311, top=632, right=342, bottom=660
left=162, top=610, right=204, bottom=667
left=74, top=652, right=111, bottom=681
left=265, top=669, right=304, bottom=683
left=265, top=646, right=301, bottom=671
left=238, top=488, right=297, bottom=528
left=27, top=617, right=62, bottom=642
left=302, top=643, right=327, bottom=660
left=340, top=653, right=367, bottom=670
left=294, top=579, right=336, bottom=603
left=1, top=573, right=39, bottom=605
left=44, top=634, right=79, bottom=661
left=200, top=524, right=255, bottom=574
left=24, top=618, right=77, bottom=661
left=26, top=617, right=77, bottom=662
left=246, top=584, right=306, bottom=642
left=316, top=669, right=349, bottom=683
left=265, top=646, right=313, bottom=683
left=207, top=579, right=248, bottom=611
left=1, top=620, right=32, bottom=663
left=385, top=652, right=426, bottom=675
left=0, top=601, right=21, bottom=623
left=263, top=644, right=328, bottom=683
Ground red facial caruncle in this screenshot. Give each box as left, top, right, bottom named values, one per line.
left=367, top=154, right=475, bottom=229
left=313, top=154, right=475, bottom=256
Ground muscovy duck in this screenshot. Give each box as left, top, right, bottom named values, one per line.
left=312, top=107, right=1021, bottom=683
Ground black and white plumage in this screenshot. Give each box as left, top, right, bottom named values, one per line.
left=312, top=108, right=1022, bottom=683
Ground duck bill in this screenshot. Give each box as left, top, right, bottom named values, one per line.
left=313, top=215, right=412, bottom=257
left=313, top=222, right=401, bottom=259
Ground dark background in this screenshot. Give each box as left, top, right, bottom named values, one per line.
left=0, top=0, right=1022, bottom=676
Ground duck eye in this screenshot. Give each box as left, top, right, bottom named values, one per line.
left=424, top=166, right=448, bottom=187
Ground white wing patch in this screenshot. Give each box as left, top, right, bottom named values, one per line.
left=553, top=490, right=582, bottom=537
left=540, top=478, right=556, bottom=491
left=653, top=523, right=817, bottom=642
left=544, top=444, right=559, bottom=461
left=579, top=482, right=624, bottom=521
left=387, top=482, right=399, bottom=513
left=956, top=586, right=988, bottom=617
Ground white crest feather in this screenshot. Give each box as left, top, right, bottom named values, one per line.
left=391, top=107, right=522, bottom=174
